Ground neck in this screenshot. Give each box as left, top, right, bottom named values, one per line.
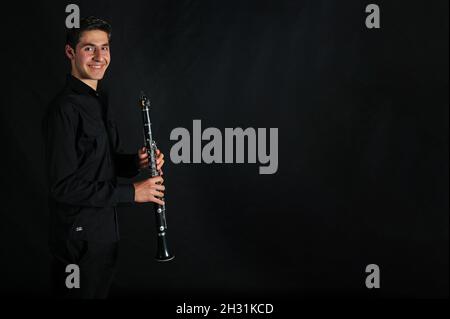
left=71, top=71, right=98, bottom=91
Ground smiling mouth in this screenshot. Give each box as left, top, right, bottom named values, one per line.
left=88, top=64, right=105, bottom=69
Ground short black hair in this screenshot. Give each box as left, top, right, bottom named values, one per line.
left=66, top=16, right=112, bottom=49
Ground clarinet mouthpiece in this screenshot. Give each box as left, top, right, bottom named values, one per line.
left=140, top=91, right=150, bottom=108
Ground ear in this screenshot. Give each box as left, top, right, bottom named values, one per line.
left=65, top=44, right=75, bottom=60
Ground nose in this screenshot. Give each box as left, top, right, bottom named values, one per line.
left=93, top=48, right=102, bottom=61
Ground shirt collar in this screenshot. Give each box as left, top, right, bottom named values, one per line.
left=66, top=74, right=101, bottom=97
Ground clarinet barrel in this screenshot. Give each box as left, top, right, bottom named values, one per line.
left=140, top=91, right=174, bottom=262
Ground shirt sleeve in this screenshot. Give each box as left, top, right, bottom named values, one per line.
left=106, top=117, right=140, bottom=178
left=113, top=153, right=140, bottom=178
left=45, top=102, right=135, bottom=207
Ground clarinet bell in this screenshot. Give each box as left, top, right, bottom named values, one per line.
left=155, top=234, right=175, bottom=262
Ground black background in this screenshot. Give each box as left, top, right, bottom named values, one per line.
left=0, top=0, right=448, bottom=300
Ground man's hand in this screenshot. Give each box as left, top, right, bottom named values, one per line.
left=133, top=176, right=165, bottom=205
left=138, top=147, right=165, bottom=174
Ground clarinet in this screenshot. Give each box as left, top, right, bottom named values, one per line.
left=140, top=91, right=174, bottom=262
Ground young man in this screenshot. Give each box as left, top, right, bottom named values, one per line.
left=44, top=16, right=165, bottom=298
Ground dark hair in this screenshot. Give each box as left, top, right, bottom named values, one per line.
left=66, top=16, right=112, bottom=49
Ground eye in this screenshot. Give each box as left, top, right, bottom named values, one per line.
left=84, top=46, right=94, bottom=52
left=101, top=47, right=109, bottom=51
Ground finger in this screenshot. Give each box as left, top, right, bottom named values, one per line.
left=151, top=190, right=165, bottom=198
left=153, top=197, right=165, bottom=206
left=150, top=176, right=164, bottom=184
left=155, top=184, right=165, bottom=191
left=157, top=160, right=165, bottom=170
left=139, top=149, right=149, bottom=157
left=156, top=149, right=161, bottom=155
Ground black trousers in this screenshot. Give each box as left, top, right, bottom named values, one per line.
left=50, top=239, right=119, bottom=299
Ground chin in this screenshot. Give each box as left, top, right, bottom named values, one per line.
left=83, top=66, right=108, bottom=80
left=91, top=74, right=105, bottom=80
left=85, top=71, right=106, bottom=80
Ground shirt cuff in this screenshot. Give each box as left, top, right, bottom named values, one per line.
left=115, top=183, right=135, bottom=204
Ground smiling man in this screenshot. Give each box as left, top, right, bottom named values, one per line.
left=44, top=16, right=166, bottom=299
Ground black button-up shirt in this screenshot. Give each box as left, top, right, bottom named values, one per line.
left=44, top=75, right=138, bottom=243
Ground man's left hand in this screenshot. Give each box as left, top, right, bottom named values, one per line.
left=138, top=147, right=165, bottom=174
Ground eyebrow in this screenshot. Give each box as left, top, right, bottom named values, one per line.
left=81, top=43, right=110, bottom=47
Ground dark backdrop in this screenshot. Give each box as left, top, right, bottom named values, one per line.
left=0, top=0, right=448, bottom=299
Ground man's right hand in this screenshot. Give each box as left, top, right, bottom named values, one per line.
left=133, top=176, right=165, bottom=205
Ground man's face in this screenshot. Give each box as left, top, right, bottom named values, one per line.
left=67, top=29, right=111, bottom=81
